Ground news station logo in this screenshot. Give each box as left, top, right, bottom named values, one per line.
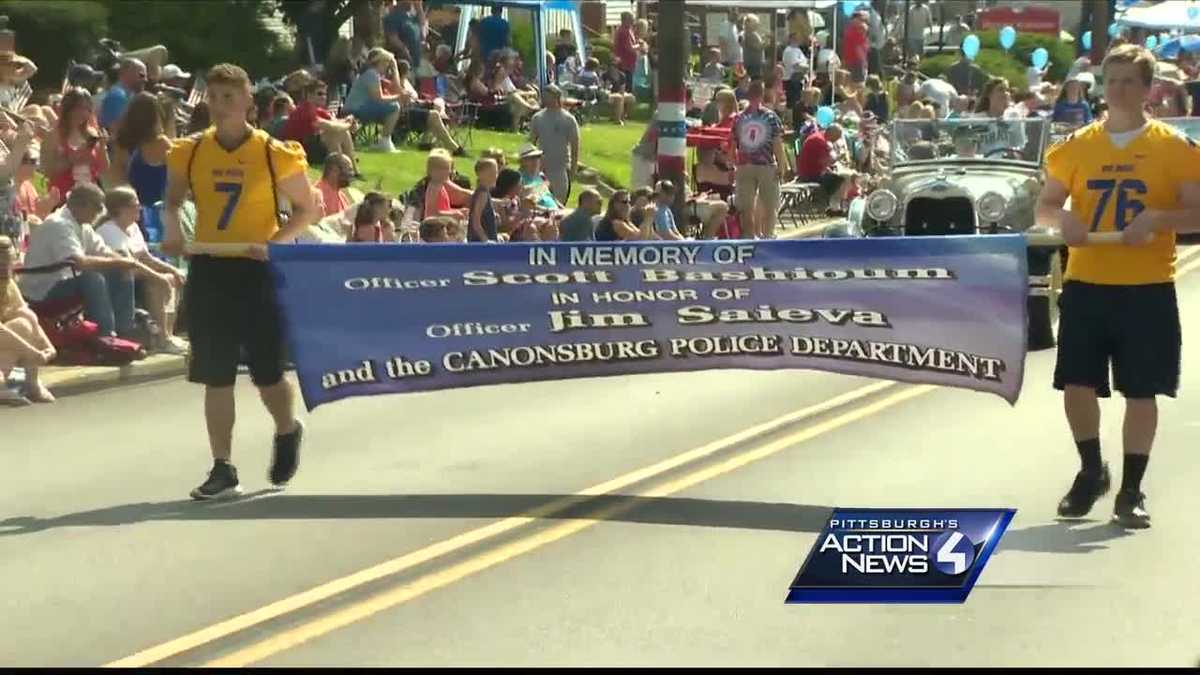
left=786, top=508, right=1015, bottom=604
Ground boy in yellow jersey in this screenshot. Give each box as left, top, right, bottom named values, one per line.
left=160, top=64, right=318, bottom=500
left=1036, top=45, right=1200, bottom=529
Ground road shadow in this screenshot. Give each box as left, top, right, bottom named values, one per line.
left=0, top=495, right=1142, bottom=556
left=991, top=520, right=1135, bottom=555
left=0, top=493, right=834, bottom=537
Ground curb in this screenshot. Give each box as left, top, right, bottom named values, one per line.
left=36, top=354, right=188, bottom=397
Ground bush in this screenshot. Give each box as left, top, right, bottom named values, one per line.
left=920, top=49, right=1032, bottom=92
left=0, top=0, right=109, bottom=93
left=101, top=1, right=294, bottom=80
left=919, top=29, right=1075, bottom=94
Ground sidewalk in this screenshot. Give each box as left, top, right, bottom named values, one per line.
left=19, top=354, right=189, bottom=398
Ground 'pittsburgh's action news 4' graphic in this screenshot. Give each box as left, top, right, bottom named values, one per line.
left=787, top=508, right=1016, bottom=604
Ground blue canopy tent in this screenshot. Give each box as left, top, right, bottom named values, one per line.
left=452, top=0, right=586, bottom=89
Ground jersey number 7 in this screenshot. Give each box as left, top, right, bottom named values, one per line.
left=215, top=182, right=243, bottom=231
left=1086, top=178, right=1146, bottom=231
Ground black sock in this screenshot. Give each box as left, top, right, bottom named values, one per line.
left=1075, top=438, right=1102, bottom=474
left=1121, top=454, right=1149, bottom=493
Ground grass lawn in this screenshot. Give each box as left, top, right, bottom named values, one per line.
left=315, top=107, right=652, bottom=198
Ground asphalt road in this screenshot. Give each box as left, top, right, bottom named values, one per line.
left=5, top=255, right=1200, bottom=667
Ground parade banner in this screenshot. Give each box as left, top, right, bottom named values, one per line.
left=268, top=237, right=1029, bottom=412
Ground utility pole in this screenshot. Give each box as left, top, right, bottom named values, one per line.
left=1091, top=0, right=1112, bottom=63
left=655, top=0, right=688, bottom=220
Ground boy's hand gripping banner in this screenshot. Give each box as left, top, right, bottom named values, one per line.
left=268, top=237, right=1028, bottom=412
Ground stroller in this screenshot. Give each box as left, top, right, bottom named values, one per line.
left=14, top=261, right=147, bottom=366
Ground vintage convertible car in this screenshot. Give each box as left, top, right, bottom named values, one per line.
left=825, top=116, right=1061, bottom=349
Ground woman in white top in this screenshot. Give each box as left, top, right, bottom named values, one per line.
left=95, top=186, right=188, bottom=354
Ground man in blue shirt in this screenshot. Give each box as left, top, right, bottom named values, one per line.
left=384, top=1, right=424, bottom=69
left=99, top=58, right=147, bottom=132
left=479, top=6, right=510, bottom=63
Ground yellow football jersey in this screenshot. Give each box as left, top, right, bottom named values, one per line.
left=1044, top=119, right=1200, bottom=285
left=166, top=128, right=307, bottom=244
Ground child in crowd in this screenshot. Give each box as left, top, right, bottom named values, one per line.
left=266, top=94, right=294, bottom=139
left=469, top=158, right=500, bottom=242
left=700, top=48, right=726, bottom=83
left=652, top=180, right=684, bottom=241
left=0, top=235, right=55, bottom=406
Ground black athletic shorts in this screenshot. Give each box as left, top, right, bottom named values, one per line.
left=302, top=135, right=329, bottom=165
left=183, top=255, right=287, bottom=388
left=1053, top=281, right=1181, bottom=399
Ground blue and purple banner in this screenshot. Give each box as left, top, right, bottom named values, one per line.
left=268, top=237, right=1028, bottom=412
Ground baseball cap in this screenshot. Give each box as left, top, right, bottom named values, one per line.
left=161, top=64, right=191, bottom=80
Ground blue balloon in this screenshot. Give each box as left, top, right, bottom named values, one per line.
left=1031, top=47, right=1049, bottom=70
left=1000, top=25, right=1017, bottom=50
left=1146, top=35, right=1159, bottom=50
left=1108, top=22, right=1120, bottom=39
left=842, top=0, right=862, bottom=17
left=962, top=34, right=981, bottom=61
left=1082, top=31, right=1092, bottom=51
left=816, top=106, right=836, bottom=129
left=1189, top=5, right=1200, bottom=20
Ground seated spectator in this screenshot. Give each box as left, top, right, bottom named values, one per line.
left=463, top=58, right=507, bottom=128
left=13, top=144, right=57, bottom=226
left=315, top=153, right=355, bottom=218
left=110, top=92, right=171, bottom=207
left=348, top=193, right=397, bottom=243
left=695, top=146, right=734, bottom=200
left=652, top=180, right=685, bottom=241
left=468, top=157, right=500, bottom=242
left=393, top=59, right=465, bottom=156
left=492, top=57, right=540, bottom=131
left=516, top=145, right=565, bottom=213
left=700, top=47, right=726, bottom=83
left=284, top=82, right=359, bottom=170
left=420, top=215, right=460, bottom=243
left=99, top=58, right=148, bottom=133
left=0, top=119, right=37, bottom=248
left=0, top=234, right=55, bottom=405
left=511, top=187, right=559, bottom=241
left=345, top=48, right=405, bottom=153
left=629, top=186, right=655, bottom=230
left=95, top=187, right=187, bottom=353
left=19, top=185, right=165, bottom=339
left=491, top=167, right=523, bottom=240
left=265, top=94, right=294, bottom=139
left=558, top=188, right=601, bottom=241
left=797, top=123, right=855, bottom=213
left=553, top=29, right=578, bottom=79
left=594, top=190, right=650, bottom=241
left=422, top=149, right=472, bottom=220
left=40, top=88, right=109, bottom=206
left=683, top=176, right=731, bottom=240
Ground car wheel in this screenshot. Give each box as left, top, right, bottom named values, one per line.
left=1027, top=247, right=1062, bottom=351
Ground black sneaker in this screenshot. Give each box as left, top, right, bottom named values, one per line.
left=190, top=462, right=243, bottom=500
left=451, top=145, right=468, bottom=157
left=269, top=420, right=304, bottom=486
left=1112, top=489, right=1151, bottom=529
left=1057, top=463, right=1111, bottom=518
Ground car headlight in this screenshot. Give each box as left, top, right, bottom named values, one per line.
left=865, top=189, right=899, bottom=222
left=978, top=192, right=1008, bottom=222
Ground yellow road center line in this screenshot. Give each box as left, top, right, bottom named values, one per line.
left=104, top=380, right=896, bottom=668
left=203, top=384, right=934, bottom=667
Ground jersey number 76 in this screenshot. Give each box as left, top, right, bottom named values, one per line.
left=1086, top=178, right=1146, bottom=231
left=215, top=182, right=243, bottom=231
